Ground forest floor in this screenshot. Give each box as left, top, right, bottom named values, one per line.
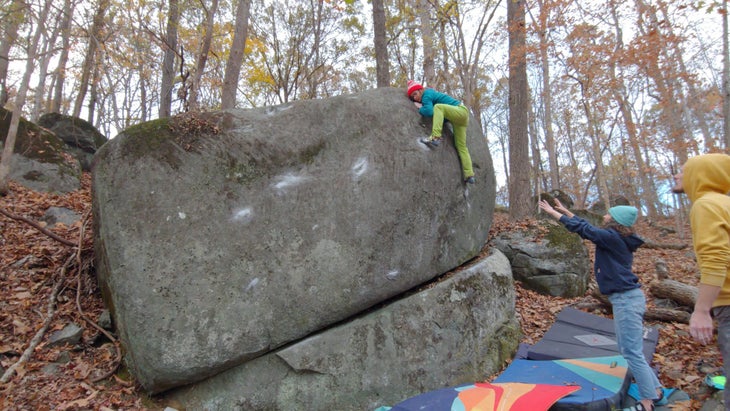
left=0, top=174, right=724, bottom=410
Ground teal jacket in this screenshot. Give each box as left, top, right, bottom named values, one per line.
left=418, top=89, right=461, bottom=117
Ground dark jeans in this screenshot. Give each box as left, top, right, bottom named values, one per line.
left=712, top=305, right=730, bottom=410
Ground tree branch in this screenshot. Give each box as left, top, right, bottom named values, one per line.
left=0, top=206, right=75, bottom=246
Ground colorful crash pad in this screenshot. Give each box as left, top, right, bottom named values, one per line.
left=493, top=355, right=630, bottom=411
left=388, top=382, right=580, bottom=411
left=527, top=307, right=659, bottom=362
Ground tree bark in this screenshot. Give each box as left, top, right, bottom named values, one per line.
left=418, top=0, right=434, bottom=84
left=73, top=0, right=109, bottom=118
left=0, top=0, right=25, bottom=106
left=644, top=308, right=691, bottom=324
left=188, top=0, right=219, bottom=111
left=589, top=289, right=691, bottom=324
left=641, top=240, right=688, bottom=250
left=50, top=0, right=73, bottom=113
left=535, top=0, right=559, bottom=191
left=221, top=0, right=251, bottom=109
left=633, top=0, right=693, bottom=163
left=372, top=0, right=390, bottom=87
left=508, top=0, right=531, bottom=220
left=649, top=279, right=698, bottom=308
left=159, top=0, right=179, bottom=118
left=607, top=2, right=659, bottom=218
left=573, top=72, right=611, bottom=210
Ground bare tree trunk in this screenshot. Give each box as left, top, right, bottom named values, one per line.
left=529, top=103, right=542, bottom=195
left=188, top=0, right=219, bottom=110
left=159, top=0, right=179, bottom=118
left=535, top=0, right=559, bottom=190
left=140, top=65, right=148, bottom=122
left=633, top=0, right=692, bottom=163
left=73, top=0, right=109, bottom=118
left=32, top=17, right=61, bottom=121
left=563, top=109, right=585, bottom=207
left=0, top=0, right=52, bottom=195
left=438, top=17, right=450, bottom=89
left=50, top=0, right=73, bottom=113
left=304, top=0, right=324, bottom=99
left=570, top=70, right=610, bottom=210
left=508, top=0, right=531, bottom=219
left=607, top=1, right=659, bottom=217
left=221, top=0, right=251, bottom=110
left=0, top=0, right=25, bottom=106
left=585, top=101, right=611, bottom=209
left=372, top=0, right=390, bottom=87
left=88, top=57, right=103, bottom=124
left=418, top=0, right=435, bottom=84
left=445, top=0, right=498, bottom=132
left=655, top=2, right=715, bottom=151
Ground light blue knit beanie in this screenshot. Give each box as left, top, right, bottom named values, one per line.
left=608, top=205, right=638, bottom=227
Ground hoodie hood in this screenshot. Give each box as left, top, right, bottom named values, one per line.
left=682, top=153, right=730, bottom=203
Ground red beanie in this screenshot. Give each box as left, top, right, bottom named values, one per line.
left=407, top=80, right=424, bottom=97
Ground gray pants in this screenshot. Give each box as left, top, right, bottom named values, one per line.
left=713, top=305, right=730, bottom=410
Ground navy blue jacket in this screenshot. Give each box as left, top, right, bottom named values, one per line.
left=559, top=215, right=644, bottom=295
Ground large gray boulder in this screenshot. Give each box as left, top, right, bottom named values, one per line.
left=163, top=250, right=520, bottom=410
left=92, top=88, right=496, bottom=393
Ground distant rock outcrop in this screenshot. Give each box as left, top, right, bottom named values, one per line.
left=0, top=108, right=81, bottom=193
left=91, top=88, right=501, bottom=395
left=38, top=113, right=107, bottom=171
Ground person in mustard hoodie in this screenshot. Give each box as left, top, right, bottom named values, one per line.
left=672, top=153, right=730, bottom=410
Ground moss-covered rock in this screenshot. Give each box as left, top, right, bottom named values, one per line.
left=0, top=108, right=81, bottom=193
left=492, top=219, right=591, bottom=297
left=37, top=112, right=108, bottom=171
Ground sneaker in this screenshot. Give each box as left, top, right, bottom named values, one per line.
left=420, top=137, right=440, bottom=148
left=464, top=176, right=476, bottom=184
left=653, top=389, right=667, bottom=406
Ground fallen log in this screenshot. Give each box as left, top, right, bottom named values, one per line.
left=649, top=279, right=697, bottom=307
left=644, top=307, right=691, bottom=323
left=589, top=288, right=692, bottom=324
left=586, top=261, right=697, bottom=325
left=642, top=240, right=689, bottom=250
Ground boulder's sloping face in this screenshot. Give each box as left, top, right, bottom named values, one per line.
left=92, top=87, right=496, bottom=392
left=163, top=250, right=519, bottom=411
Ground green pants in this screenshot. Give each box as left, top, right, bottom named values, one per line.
left=431, top=103, right=474, bottom=178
